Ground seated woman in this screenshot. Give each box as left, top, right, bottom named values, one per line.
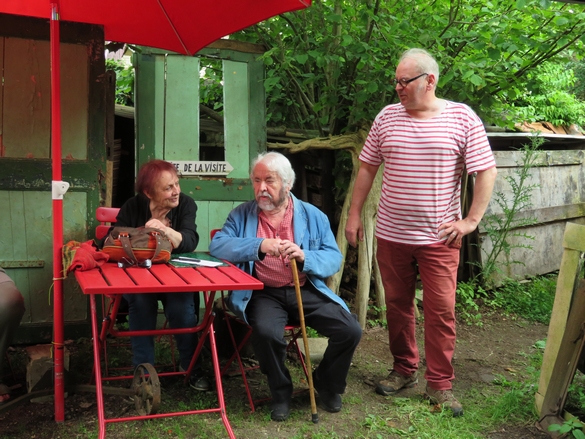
left=0, top=267, right=25, bottom=404
left=113, top=159, right=209, bottom=391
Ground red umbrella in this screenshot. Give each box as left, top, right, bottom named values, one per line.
left=1, top=0, right=311, bottom=424
left=3, top=0, right=311, bottom=56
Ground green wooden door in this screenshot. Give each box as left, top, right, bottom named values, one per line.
left=0, top=15, right=106, bottom=343
left=134, top=42, right=266, bottom=248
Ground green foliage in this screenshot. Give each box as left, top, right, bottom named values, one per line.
left=231, top=0, right=585, bottom=133
left=199, top=59, right=224, bottom=113
left=105, top=59, right=134, bottom=106
left=478, top=135, right=542, bottom=286
left=566, top=371, right=585, bottom=427
left=508, top=62, right=585, bottom=126
left=366, top=304, right=387, bottom=329
left=549, top=418, right=585, bottom=439
left=491, top=276, right=556, bottom=323
left=456, top=274, right=556, bottom=325
left=455, top=281, right=486, bottom=326
left=571, top=59, right=585, bottom=101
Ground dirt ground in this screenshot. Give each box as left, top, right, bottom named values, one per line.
left=0, top=313, right=551, bottom=439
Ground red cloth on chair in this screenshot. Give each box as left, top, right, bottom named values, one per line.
left=63, top=240, right=110, bottom=274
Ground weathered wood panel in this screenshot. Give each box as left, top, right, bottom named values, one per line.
left=479, top=148, right=585, bottom=281
left=4, top=38, right=51, bottom=158
left=224, top=60, right=249, bottom=179
left=194, top=200, right=243, bottom=251
left=0, top=190, right=87, bottom=324
left=164, top=56, right=200, bottom=160
left=0, top=14, right=105, bottom=343
left=3, top=38, right=88, bottom=159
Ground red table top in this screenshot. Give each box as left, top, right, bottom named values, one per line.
left=75, top=262, right=263, bottom=295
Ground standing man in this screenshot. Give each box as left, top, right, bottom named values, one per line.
left=210, top=152, right=362, bottom=422
left=345, top=48, right=497, bottom=417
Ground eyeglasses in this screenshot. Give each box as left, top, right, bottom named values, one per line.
left=392, top=73, right=428, bottom=88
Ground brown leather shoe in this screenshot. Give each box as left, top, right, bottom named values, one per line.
left=375, top=370, right=418, bottom=396
left=425, top=386, right=464, bottom=417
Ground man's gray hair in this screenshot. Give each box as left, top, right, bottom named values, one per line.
left=399, top=48, right=440, bottom=85
left=250, top=151, right=296, bottom=189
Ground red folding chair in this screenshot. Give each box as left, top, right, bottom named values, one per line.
left=210, top=229, right=310, bottom=412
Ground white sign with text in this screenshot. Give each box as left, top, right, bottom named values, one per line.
left=170, top=161, right=234, bottom=176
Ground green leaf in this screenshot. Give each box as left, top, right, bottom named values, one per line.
left=469, top=74, right=484, bottom=86
left=367, top=81, right=378, bottom=93
left=295, top=54, right=309, bottom=65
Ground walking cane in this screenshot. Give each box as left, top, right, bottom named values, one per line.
left=290, top=258, right=319, bottom=424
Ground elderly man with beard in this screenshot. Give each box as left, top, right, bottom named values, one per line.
left=210, top=152, right=362, bottom=422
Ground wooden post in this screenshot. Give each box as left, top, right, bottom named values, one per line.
left=536, top=222, right=585, bottom=414
left=355, top=166, right=383, bottom=328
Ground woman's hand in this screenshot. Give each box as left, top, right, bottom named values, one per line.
left=146, top=218, right=182, bottom=248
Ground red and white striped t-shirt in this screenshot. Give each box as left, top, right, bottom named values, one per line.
left=360, top=101, right=496, bottom=245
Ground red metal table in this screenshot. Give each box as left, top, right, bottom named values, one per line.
left=75, top=260, right=263, bottom=439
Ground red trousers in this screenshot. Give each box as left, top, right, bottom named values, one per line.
left=376, top=238, right=459, bottom=390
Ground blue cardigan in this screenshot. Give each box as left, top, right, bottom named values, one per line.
left=209, top=194, right=349, bottom=323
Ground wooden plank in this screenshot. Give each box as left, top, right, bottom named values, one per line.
left=563, top=222, right=585, bottom=250
left=223, top=59, right=249, bottom=179
left=479, top=203, right=585, bottom=231
left=493, top=150, right=584, bottom=167
left=247, top=57, right=266, bottom=160
left=23, top=191, right=54, bottom=322
left=4, top=38, right=51, bottom=158
left=164, top=56, right=200, bottom=160
left=539, top=280, right=585, bottom=431
left=134, top=53, right=166, bottom=165
left=536, top=222, right=585, bottom=414
left=61, top=42, right=88, bottom=159
left=204, top=39, right=265, bottom=55
left=196, top=201, right=210, bottom=251
left=208, top=201, right=239, bottom=232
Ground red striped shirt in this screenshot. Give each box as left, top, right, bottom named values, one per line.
left=255, top=197, right=307, bottom=287
left=360, top=101, right=496, bottom=245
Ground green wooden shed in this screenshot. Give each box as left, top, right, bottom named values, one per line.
left=0, top=13, right=266, bottom=343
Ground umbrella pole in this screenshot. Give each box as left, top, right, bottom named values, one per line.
left=290, top=259, right=319, bottom=424
left=50, top=1, right=65, bottom=423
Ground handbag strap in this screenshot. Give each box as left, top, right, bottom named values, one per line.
left=149, top=230, right=164, bottom=260
left=118, top=232, right=138, bottom=262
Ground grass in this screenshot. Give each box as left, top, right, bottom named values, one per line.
left=1, top=275, right=557, bottom=439
left=64, top=346, right=544, bottom=439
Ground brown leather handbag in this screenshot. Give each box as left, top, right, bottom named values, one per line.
left=102, top=227, right=172, bottom=267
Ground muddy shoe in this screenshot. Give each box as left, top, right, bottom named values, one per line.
left=375, top=370, right=418, bottom=396
left=425, top=387, right=464, bottom=417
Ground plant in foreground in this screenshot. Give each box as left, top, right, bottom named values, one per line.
left=549, top=418, right=585, bottom=439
